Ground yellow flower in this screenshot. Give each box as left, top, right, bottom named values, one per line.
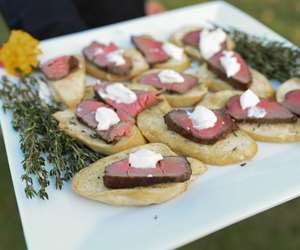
left=0, top=30, right=41, bottom=76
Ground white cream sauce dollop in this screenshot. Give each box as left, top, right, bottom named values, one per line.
left=188, top=105, right=217, bottom=130
left=98, top=83, right=137, bottom=104
left=129, top=149, right=163, bottom=168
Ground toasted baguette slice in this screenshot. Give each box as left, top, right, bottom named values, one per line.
left=48, top=56, right=85, bottom=108
left=86, top=48, right=149, bottom=81
left=137, top=101, right=257, bottom=165
left=169, top=26, right=235, bottom=61
left=196, top=64, right=274, bottom=99
left=153, top=52, right=191, bottom=72
left=132, top=69, right=208, bottom=107
left=276, top=78, right=300, bottom=102
left=132, top=34, right=191, bottom=72
left=72, top=143, right=207, bottom=206
left=238, top=121, right=300, bottom=143
left=200, top=90, right=300, bottom=143
left=199, top=90, right=243, bottom=109
left=53, top=110, right=146, bottom=155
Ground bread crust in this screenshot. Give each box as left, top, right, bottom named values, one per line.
left=199, top=90, right=243, bottom=109
left=153, top=53, right=191, bottom=72
left=137, top=101, right=257, bottom=165
left=276, top=78, right=300, bottom=103
left=197, top=64, right=274, bottom=99
left=85, top=48, right=149, bottom=81
left=132, top=69, right=208, bottom=107
left=238, top=121, right=300, bottom=143
left=48, top=55, right=86, bottom=108
left=169, top=26, right=235, bottom=61
left=199, top=90, right=300, bottom=142
left=72, top=143, right=207, bottom=206
left=53, top=110, right=146, bottom=155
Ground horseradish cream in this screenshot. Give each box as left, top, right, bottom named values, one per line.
left=99, top=83, right=137, bottom=104
left=106, top=49, right=126, bottom=66
left=162, top=42, right=184, bottom=61
left=158, top=70, right=184, bottom=83
left=199, top=28, right=227, bottom=59
left=129, top=149, right=163, bottom=168
left=220, top=51, right=241, bottom=77
left=240, top=90, right=266, bottom=118
left=95, top=107, right=120, bottom=130
left=240, top=89, right=260, bottom=110
left=189, top=105, right=217, bottom=129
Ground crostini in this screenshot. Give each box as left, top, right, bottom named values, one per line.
left=83, top=41, right=149, bottom=81
left=196, top=50, right=274, bottom=99
left=276, top=78, right=300, bottom=103
left=132, top=68, right=207, bottom=107
left=137, top=101, right=257, bottom=165
left=201, top=89, right=300, bottom=143
left=40, top=55, right=86, bottom=108
left=169, top=26, right=235, bottom=61
left=53, top=83, right=171, bottom=155
left=131, top=35, right=191, bottom=72
left=72, top=143, right=207, bottom=206
left=276, top=78, right=300, bottom=118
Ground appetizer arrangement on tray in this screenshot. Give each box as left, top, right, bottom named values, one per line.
left=0, top=24, right=299, bottom=206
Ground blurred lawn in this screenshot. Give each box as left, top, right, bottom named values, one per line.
left=0, top=1, right=300, bottom=250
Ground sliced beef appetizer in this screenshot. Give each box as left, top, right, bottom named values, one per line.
left=83, top=41, right=132, bottom=76
left=132, top=35, right=169, bottom=64
left=282, top=89, right=300, bottom=116
left=94, top=82, right=158, bottom=117
left=41, top=55, right=79, bottom=81
left=197, top=50, right=274, bottom=99
left=198, top=89, right=300, bottom=143
left=75, top=100, right=134, bottom=143
left=276, top=77, right=300, bottom=103
left=182, top=29, right=201, bottom=49
left=277, top=77, right=300, bottom=117
left=40, top=55, right=86, bottom=108
left=206, top=50, right=252, bottom=90
left=169, top=26, right=235, bottom=61
left=134, top=69, right=208, bottom=107
left=170, top=27, right=273, bottom=99
left=164, top=106, right=236, bottom=145
left=137, top=100, right=257, bottom=165
left=132, top=35, right=190, bottom=72
left=72, top=143, right=207, bottom=206
left=103, top=149, right=192, bottom=189
left=138, top=69, right=197, bottom=94
left=181, top=28, right=228, bottom=58
left=226, top=90, right=296, bottom=124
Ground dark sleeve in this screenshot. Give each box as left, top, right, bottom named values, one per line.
left=74, top=0, right=145, bottom=28
left=0, top=0, right=87, bottom=39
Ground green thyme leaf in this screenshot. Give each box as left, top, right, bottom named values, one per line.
left=0, top=76, right=102, bottom=199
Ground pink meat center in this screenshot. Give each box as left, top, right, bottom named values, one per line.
left=140, top=72, right=197, bottom=94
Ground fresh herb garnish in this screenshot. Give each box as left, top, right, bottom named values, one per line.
left=228, top=29, right=300, bottom=82
left=0, top=76, right=102, bottom=199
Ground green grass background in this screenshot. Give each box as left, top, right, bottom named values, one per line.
left=0, top=0, right=300, bottom=249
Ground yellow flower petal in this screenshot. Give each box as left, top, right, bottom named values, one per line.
left=0, top=30, right=41, bottom=76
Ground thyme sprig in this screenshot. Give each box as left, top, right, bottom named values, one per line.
left=228, top=29, right=300, bottom=82
left=0, top=76, right=101, bottom=199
